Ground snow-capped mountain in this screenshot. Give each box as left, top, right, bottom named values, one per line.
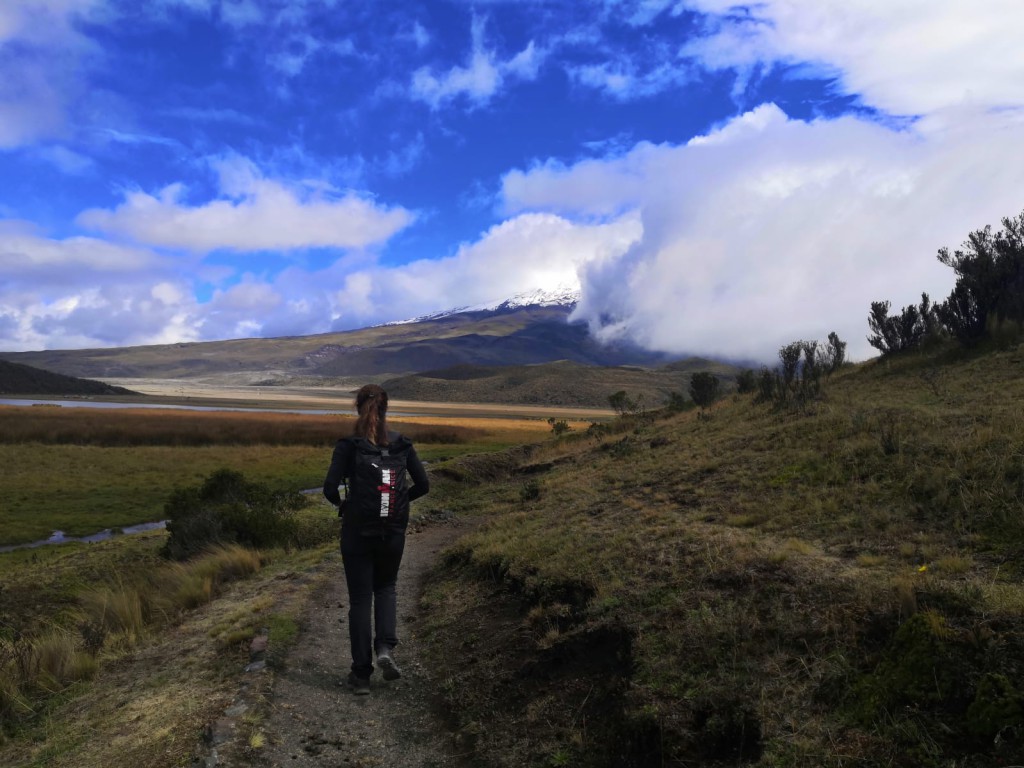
left=385, top=285, right=581, bottom=326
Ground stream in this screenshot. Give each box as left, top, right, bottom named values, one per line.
left=0, top=520, right=168, bottom=554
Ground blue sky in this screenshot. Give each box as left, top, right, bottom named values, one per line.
left=2, top=0, right=1023, bottom=361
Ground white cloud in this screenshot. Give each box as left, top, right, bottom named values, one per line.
left=329, top=212, right=643, bottom=326
left=569, top=59, right=692, bottom=100
left=680, top=0, right=1024, bottom=115
left=32, top=145, right=94, bottom=174
left=0, top=220, right=161, bottom=277
left=503, top=104, right=1024, bottom=362
left=409, top=21, right=430, bottom=50
left=220, top=0, right=263, bottom=28
left=0, top=0, right=104, bottom=148
left=410, top=17, right=544, bottom=109
left=77, top=154, right=415, bottom=252
left=0, top=221, right=198, bottom=351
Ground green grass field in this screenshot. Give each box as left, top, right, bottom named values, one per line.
left=0, top=404, right=550, bottom=766
left=0, top=444, right=327, bottom=544
left=0, top=407, right=531, bottom=546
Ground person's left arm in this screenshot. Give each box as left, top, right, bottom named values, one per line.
left=406, top=446, right=429, bottom=502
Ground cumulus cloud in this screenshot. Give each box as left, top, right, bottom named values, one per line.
left=503, top=104, right=1024, bottom=362
left=0, top=220, right=162, bottom=279
left=410, top=17, right=544, bottom=109
left=328, top=212, right=642, bottom=326
left=680, top=0, right=1024, bottom=115
left=0, top=0, right=104, bottom=148
left=77, top=154, right=415, bottom=252
left=0, top=221, right=198, bottom=351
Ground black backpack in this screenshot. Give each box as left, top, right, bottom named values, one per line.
left=341, top=435, right=412, bottom=534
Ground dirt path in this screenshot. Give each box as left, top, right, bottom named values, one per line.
left=253, top=521, right=471, bottom=768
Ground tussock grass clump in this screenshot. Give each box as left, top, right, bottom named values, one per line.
left=0, top=628, right=98, bottom=728
left=151, top=544, right=265, bottom=616
left=1, top=543, right=268, bottom=736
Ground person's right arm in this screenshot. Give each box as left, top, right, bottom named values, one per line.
left=322, top=439, right=352, bottom=506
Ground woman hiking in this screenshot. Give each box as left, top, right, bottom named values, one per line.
left=323, top=384, right=429, bottom=695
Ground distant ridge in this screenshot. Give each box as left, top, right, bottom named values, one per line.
left=0, top=301, right=668, bottom=381
left=382, top=358, right=741, bottom=407
left=0, top=360, right=137, bottom=396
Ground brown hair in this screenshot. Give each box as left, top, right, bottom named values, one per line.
left=353, top=384, right=389, bottom=445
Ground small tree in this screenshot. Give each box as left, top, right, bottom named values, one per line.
left=867, top=295, right=936, bottom=355
left=736, top=369, right=757, bottom=394
left=823, top=332, right=847, bottom=376
left=608, top=390, right=635, bottom=416
left=935, top=211, right=1024, bottom=344
left=755, top=366, right=776, bottom=403
left=779, top=341, right=803, bottom=392
left=688, top=372, right=720, bottom=410
left=547, top=417, right=571, bottom=436
left=665, top=391, right=688, bottom=411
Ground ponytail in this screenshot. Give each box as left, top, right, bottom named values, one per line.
left=353, top=384, right=389, bottom=445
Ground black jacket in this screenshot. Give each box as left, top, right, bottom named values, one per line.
left=322, top=430, right=429, bottom=512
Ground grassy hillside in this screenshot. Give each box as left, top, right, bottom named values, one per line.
left=417, top=339, right=1024, bottom=767
left=0, top=360, right=136, bottom=396
left=383, top=359, right=741, bottom=407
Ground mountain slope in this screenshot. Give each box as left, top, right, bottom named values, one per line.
left=383, top=359, right=740, bottom=407
left=0, top=360, right=137, bottom=396
left=0, top=305, right=671, bottom=380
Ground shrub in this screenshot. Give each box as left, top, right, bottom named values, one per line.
left=520, top=480, right=541, bottom=502
left=755, top=367, right=776, bottom=403
left=823, top=331, right=847, bottom=375
left=608, top=390, right=633, bottom=416
left=609, top=390, right=644, bottom=417
left=665, top=391, right=688, bottom=411
left=547, top=418, right=571, bottom=436
left=162, top=469, right=305, bottom=560
left=867, top=295, right=940, bottom=355
left=755, top=335, right=845, bottom=410
left=935, top=210, right=1024, bottom=344
left=736, top=369, right=756, bottom=394
left=688, top=372, right=720, bottom=410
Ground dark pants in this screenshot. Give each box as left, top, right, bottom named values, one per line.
left=340, top=526, right=406, bottom=678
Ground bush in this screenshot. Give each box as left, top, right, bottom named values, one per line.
left=755, top=335, right=846, bottom=410
left=867, top=294, right=939, bottom=355
left=823, top=331, right=847, bottom=375
left=935, top=210, right=1024, bottom=344
left=162, top=469, right=305, bottom=560
left=689, top=372, right=720, bottom=410
left=665, top=391, right=688, bottom=411
left=755, top=367, right=776, bottom=403
left=608, top=390, right=642, bottom=416
left=547, top=418, right=571, bottom=436
left=736, top=369, right=757, bottom=394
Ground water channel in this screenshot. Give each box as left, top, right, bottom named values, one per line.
left=0, top=521, right=169, bottom=554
